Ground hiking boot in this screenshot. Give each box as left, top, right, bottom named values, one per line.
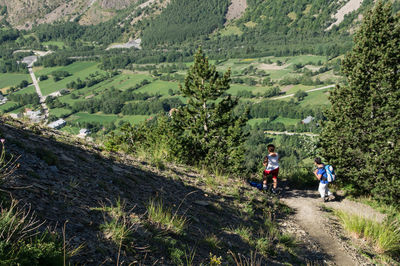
left=328, top=195, right=335, bottom=201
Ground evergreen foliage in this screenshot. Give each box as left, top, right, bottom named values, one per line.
left=172, top=48, right=248, bottom=173
left=106, top=48, right=248, bottom=175
left=320, top=2, right=400, bottom=203
left=141, top=0, right=229, bottom=45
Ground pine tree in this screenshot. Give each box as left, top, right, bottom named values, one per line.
left=173, top=47, right=248, bottom=173
left=320, top=2, right=400, bottom=203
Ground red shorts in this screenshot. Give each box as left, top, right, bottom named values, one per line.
left=264, top=168, right=279, bottom=179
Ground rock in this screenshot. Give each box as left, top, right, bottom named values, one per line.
left=194, top=200, right=210, bottom=206
left=60, top=154, right=75, bottom=163
left=49, top=165, right=58, bottom=172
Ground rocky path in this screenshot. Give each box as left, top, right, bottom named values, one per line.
left=281, top=189, right=385, bottom=265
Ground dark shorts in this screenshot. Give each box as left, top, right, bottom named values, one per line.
left=264, top=168, right=279, bottom=179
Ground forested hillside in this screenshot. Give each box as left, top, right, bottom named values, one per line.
left=141, top=0, right=230, bottom=46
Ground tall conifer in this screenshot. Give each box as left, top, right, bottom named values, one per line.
left=173, top=47, right=247, bottom=173
left=320, top=2, right=400, bottom=203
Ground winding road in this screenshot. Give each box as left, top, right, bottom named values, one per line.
left=264, top=131, right=319, bottom=137
left=272, top=84, right=336, bottom=100
left=28, top=66, right=49, bottom=122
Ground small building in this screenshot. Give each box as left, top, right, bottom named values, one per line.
left=25, top=109, right=43, bottom=122
left=9, top=113, right=23, bottom=119
left=78, top=128, right=90, bottom=137
left=302, top=116, right=314, bottom=124
left=0, top=95, right=7, bottom=105
left=48, top=119, right=66, bottom=129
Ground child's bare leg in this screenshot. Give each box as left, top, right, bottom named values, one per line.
left=263, top=172, right=267, bottom=188
left=273, top=178, right=277, bottom=189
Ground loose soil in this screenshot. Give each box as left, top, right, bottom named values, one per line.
left=281, top=189, right=385, bottom=265
left=327, top=0, right=364, bottom=30
left=226, top=0, right=247, bottom=21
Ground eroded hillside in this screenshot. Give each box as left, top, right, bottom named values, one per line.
left=0, top=116, right=320, bottom=264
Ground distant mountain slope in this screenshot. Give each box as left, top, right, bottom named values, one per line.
left=0, top=0, right=139, bottom=28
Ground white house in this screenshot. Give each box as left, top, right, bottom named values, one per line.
left=0, top=95, right=7, bottom=105
left=48, top=119, right=66, bottom=129
left=79, top=128, right=90, bottom=136
left=25, top=109, right=43, bottom=122
left=302, top=116, right=314, bottom=124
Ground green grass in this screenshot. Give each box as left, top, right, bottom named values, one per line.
left=136, top=80, right=179, bottom=95
left=0, top=101, right=18, bottom=112
left=13, top=86, right=36, bottom=95
left=42, top=41, right=65, bottom=48
left=247, top=118, right=269, bottom=126
left=270, top=116, right=300, bottom=126
left=146, top=198, right=187, bottom=234
left=60, top=125, right=80, bottom=135
left=285, top=84, right=315, bottom=94
left=0, top=200, right=64, bottom=265
left=299, top=89, right=330, bottom=107
left=67, top=112, right=117, bottom=124
left=228, top=84, right=274, bottom=95
left=103, top=73, right=152, bottom=91
left=219, top=25, right=243, bottom=36
left=115, top=115, right=150, bottom=125
left=49, top=108, right=73, bottom=117
left=34, top=61, right=106, bottom=96
left=335, top=210, right=400, bottom=257
left=97, top=200, right=134, bottom=245
left=0, top=73, right=32, bottom=90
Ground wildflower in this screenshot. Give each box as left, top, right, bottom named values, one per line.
left=0, top=139, right=4, bottom=144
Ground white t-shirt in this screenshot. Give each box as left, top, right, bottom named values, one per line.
left=266, top=153, right=279, bottom=171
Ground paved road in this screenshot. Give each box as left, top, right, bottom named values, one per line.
left=29, top=67, right=49, bottom=122
left=272, top=84, right=336, bottom=100
left=264, top=130, right=319, bottom=137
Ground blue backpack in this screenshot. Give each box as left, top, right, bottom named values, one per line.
left=325, top=165, right=336, bottom=182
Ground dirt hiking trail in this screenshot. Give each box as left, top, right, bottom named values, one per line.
left=281, top=189, right=385, bottom=265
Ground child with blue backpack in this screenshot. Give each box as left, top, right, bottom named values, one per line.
left=313, top=157, right=335, bottom=202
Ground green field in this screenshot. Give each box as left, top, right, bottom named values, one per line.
left=42, top=41, right=65, bottom=48
left=247, top=118, right=270, bottom=126
left=0, top=73, right=32, bottom=91
left=13, top=86, right=36, bottom=95
left=228, top=84, right=274, bottom=95
left=60, top=125, right=81, bottom=135
left=0, top=101, right=18, bottom=112
left=50, top=108, right=73, bottom=117
left=34, top=61, right=106, bottom=95
left=101, top=73, right=153, bottom=91
left=270, top=116, right=301, bottom=126
left=218, top=25, right=243, bottom=37
left=285, top=84, right=315, bottom=95
left=115, top=115, right=151, bottom=125
left=299, top=90, right=331, bottom=107
left=136, top=80, right=179, bottom=95
left=67, top=112, right=118, bottom=124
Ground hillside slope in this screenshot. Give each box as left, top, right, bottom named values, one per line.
left=0, top=116, right=316, bottom=265
left=0, top=0, right=139, bottom=28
